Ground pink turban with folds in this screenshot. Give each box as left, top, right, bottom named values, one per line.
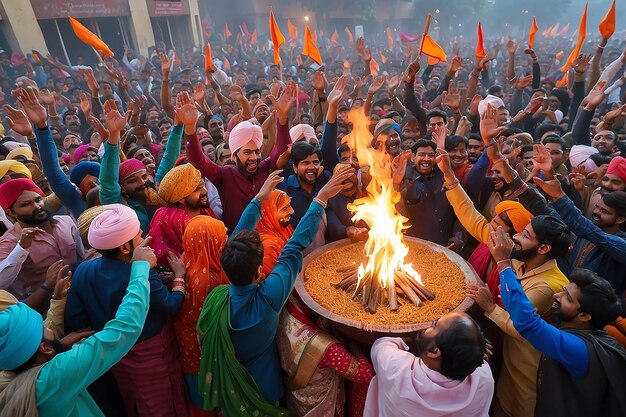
left=607, top=156, right=626, bottom=183
left=119, top=158, right=146, bottom=183
left=228, top=120, right=263, bottom=154
left=88, top=203, right=141, bottom=250
left=289, top=124, right=316, bottom=143
left=0, top=178, right=44, bottom=210
left=73, top=144, right=97, bottom=165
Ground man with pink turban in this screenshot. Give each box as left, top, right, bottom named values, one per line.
left=0, top=178, right=79, bottom=307
left=187, top=81, right=296, bottom=232
left=66, top=204, right=187, bottom=417
left=583, top=156, right=626, bottom=219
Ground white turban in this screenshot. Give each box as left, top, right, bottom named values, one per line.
left=569, top=145, right=599, bottom=169
left=478, top=95, right=505, bottom=117
left=289, top=124, right=316, bottom=143
left=228, top=120, right=263, bottom=154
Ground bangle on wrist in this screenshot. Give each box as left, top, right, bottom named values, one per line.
left=173, top=277, right=185, bottom=282
left=313, top=197, right=327, bottom=209
left=443, top=178, right=459, bottom=190
left=40, top=284, right=55, bottom=293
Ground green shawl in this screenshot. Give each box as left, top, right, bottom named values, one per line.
left=196, top=285, right=290, bottom=417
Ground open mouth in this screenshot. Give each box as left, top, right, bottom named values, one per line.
left=591, top=213, right=601, bottom=222
left=305, top=169, right=317, bottom=181
left=246, top=161, right=258, bottom=170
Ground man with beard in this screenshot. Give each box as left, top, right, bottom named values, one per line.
left=394, top=139, right=464, bottom=251
left=62, top=109, right=81, bottom=135
left=0, top=178, right=79, bottom=302
left=187, top=82, right=295, bottom=232
left=326, top=162, right=368, bottom=242
left=99, top=99, right=154, bottom=235
left=205, top=114, right=226, bottom=146
left=467, top=134, right=484, bottom=164
left=0, top=225, right=153, bottom=416
left=364, top=312, right=494, bottom=417
left=148, top=163, right=216, bottom=267
left=583, top=156, right=626, bottom=218
left=488, top=229, right=626, bottom=417
left=467, top=215, right=571, bottom=417
left=372, top=118, right=402, bottom=158
left=445, top=135, right=471, bottom=186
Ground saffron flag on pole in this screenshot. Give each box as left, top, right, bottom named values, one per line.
left=269, top=10, right=285, bottom=64
left=250, top=29, right=258, bottom=45
left=330, top=29, right=339, bottom=43
left=421, top=34, right=447, bottom=64
left=303, top=25, right=322, bottom=65
left=561, top=2, right=588, bottom=73
left=598, top=0, right=616, bottom=39
left=528, top=17, right=538, bottom=49
left=558, top=23, right=569, bottom=37
left=386, top=27, right=394, bottom=49
left=476, top=22, right=487, bottom=58
left=223, top=23, right=232, bottom=39
left=287, top=19, right=298, bottom=42
left=344, top=27, right=354, bottom=44
left=555, top=72, right=568, bottom=88
left=204, top=43, right=215, bottom=73
left=68, top=17, right=114, bottom=58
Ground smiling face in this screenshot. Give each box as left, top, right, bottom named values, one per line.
left=277, top=193, right=295, bottom=227
left=551, top=283, right=582, bottom=323
left=234, top=141, right=261, bottom=175
left=591, top=130, right=616, bottom=154
left=183, top=181, right=209, bottom=210
left=448, top=141, right=468, bottom=171
left=132, top=148, right=155, bottom=171
left=601, top=174, right=626, bottom=195
left=294, top=153, right=321, bottom=186
left=121, top=169, right=149, bottom=202
left=413, top=145, right=436, bottom=175
left=591, top=198, right=624, bottom=229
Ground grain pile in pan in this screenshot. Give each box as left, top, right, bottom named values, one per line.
left=304, top=240, right=467, bottom=326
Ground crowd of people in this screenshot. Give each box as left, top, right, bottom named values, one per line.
left=0, top=10, right=625, bottom=417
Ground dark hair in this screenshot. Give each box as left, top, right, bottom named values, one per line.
left=435, top=315, right=487, bottom=381
left=531, top=215, right=572, bottom=259
left=246, top=88, right=262, bottom=99
left=542, top=135, right=566, bottom=151
left=535, top=122, right=563, bottom=142
left=221, top=230, right=264, bottom=286
left=291, top=141, right=323, bottom=166
left=520, top=144, right=534, bottom=156
left=126, top=146, right=148, bottom=160
left=62, top=109, right=79, bottom=124
left=0, top=143, right=9, bottom=157
left=550, top=89, right=570, bottom=116
left=158, top=118, right=173, bottom=128
left=502, top=128, right=523, bottom=137
left=569, top=269, right=623, bottom=329
left=413, top=138, right=437, bottom=153
left=467, top=133, right=482, bottom=142
left=487, top=85, right=502, bottom=95
left=602, top=191, right=626, bottom=218
left=337, top=142, right=351, bottom=158
left=444, top=135, right=468, bottom=152
left=427, top=109, right=447, bottom=125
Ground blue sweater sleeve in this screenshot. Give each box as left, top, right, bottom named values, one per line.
left=259, top=202, right=324, bottom=311
left=99, top=142, right=123, bottom=205
left=320, top=121, right=338, bottom=173
left=499, top=267, right=589, bottom=378
left=147, top=269, right=184, bottom=315
left=155, top=124, right=184, bottom=183
left=466, top=151, right=490, bottom=201
left=34, top=127, right=85, bottom=218
left=571, top=109, right=594, bottom=146
left=231, top=198, right=262, bottom=235
left=552, top=195, right=626, bottom=264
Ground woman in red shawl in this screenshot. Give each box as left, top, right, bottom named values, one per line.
left=257, top=189, right=295, bottom=278
left=174, top=215, right=228, bottom=417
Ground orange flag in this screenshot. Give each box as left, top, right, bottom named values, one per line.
left=421, top=33, right=447, bottom=63
left=528, top=17, right=538, bottom=49
left=303, top=26, right=322, bottom=65
left=330, top=29, right=339, bottom=43
left=386, top=27, right=394, bottom=50
left=561, top=3, right=587, bottom=73
left=250, top=29, right=258, bottom=45
left=204, top=43, right=215, bottom=73
left=558, top=23, right=570, bottom=37
left=269, top=10, right=285, bottom=64
left=296, top=55, right=303, bottom=66
left=344, top=27, right=354, bottom=44
left=598, top=0, right=616, bottom=39
left=69, top=17, right=114, bottom=58
left=343, top=59, right=351, bottom=69
left=556, top=50, right=564, bottom=60
left=287, top=19, right=298, bottom=42
left=476, top=22, right=487, bottom=58
left=223, top=23, right=232, bottom=39
left=369, top=58, right=380, bottom=76
left=549, top=23, right=559, bottom=38
left=380, top=51, right=388, bottom=64
left=311, top=29, right=317, bottom=44
left=427, top=56, right=441, bottom=66
left=555, top=72, right=568, bottom=88
left=542, top=24, right=551, bottom=38
left=223, top=56, right=231, bottom=72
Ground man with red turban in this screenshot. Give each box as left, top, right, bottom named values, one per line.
left=0, top=178, right=79, bottom=308
left=583, top=155, right=626, bottom=219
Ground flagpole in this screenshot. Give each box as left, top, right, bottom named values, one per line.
left=54, top=19, right=72, bottom=66
left=418, top=14, right=432, bottom=58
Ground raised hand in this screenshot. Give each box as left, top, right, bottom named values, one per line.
left=268, top=80, right=297, bottom=124
left=387, top=75, right=400, bottom=95
left=88, top=115, right=109, bottom=143
left=317, top=166, right=356, bottom=203
left=528, top=144, right=555, bottom=180
left=432, top=123, right=447, bottom=150
left=103, top=99, right=129, bottom=136
left=53, top=269, right=72, bottom=301
left=469, top=94, right=482, bottom=116
left=435, top=148, right=455, bottom=178
left=174, top=91, right=198, bottom=130
left=44, top=260, right=68, bottom=289
left=356, top=37, right=371, bottom=61
left=4, top=104, right=33, bottom=137
left=514, top=74, right=533, bottom=91
left=167, top=253, right=186, bottom=279
left=12, top=87, right=47, bottom=129
left=256, top=170, right=284, bottom=201
left=506, top=39, right=517, bottom=55
left=603, top=103, right=626, bottom=123
left=159, top=52, right=170, bottom=78
left=449, top=56, right=462, bottom=73
left=572, top=54, right=592, bottom=74
left=487, top=226, right=514, bottom=263
left=442, top=81, right=461, bottom=112
left=368, top=75, right=386, bottom=95
left=533, top=176, right=565, bottom=200
left=328, top=75, right=347, bottom=107
left=455, top=116, right=472, bottom=137
left=405, top=57, right=421, bottom=83
left=480, top=104, right=507, bottom=141
left=586, top=80, right=608, bottom=109
left=18, top=227, right=44, bottom=250
left=391, top=150, right=412, bottom=185
left=79, top=92, right=92, bottom=117
left=228, top=84, right=245, bottom=102
left=193, top=82, right=206, bottom=104
left=523, top=48, right=537, bottom=60
left=131, top=236, right=157, bottom=269
left=404, top=44, right=413, bottom=60
left=311, top=71, right=327, bottom=93
left=38, top=88, right=55, bottom=107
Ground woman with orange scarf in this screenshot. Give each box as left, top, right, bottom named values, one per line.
left=257, top=189, right=295, bottom=278
left=174, top=215, right=228, bottom=417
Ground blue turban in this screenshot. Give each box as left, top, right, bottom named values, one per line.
left=0, top=302, right=43, bottom=370
left=70, top=161, right=101, bottom=186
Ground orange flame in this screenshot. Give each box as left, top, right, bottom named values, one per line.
left=345, top=109, right=422, bottom=294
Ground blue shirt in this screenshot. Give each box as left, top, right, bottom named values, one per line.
left=65, top=257, right=183, bottom=342
left=282, top=171, right=331, bottom=228
left=499, top=267, right=589, bottom=378
left=228, top=201, right=324, bottom=403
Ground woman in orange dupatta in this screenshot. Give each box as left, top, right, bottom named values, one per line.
left=257, top=189, right=295, bottom=278
left=174, top=215, right=228, bottom=417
